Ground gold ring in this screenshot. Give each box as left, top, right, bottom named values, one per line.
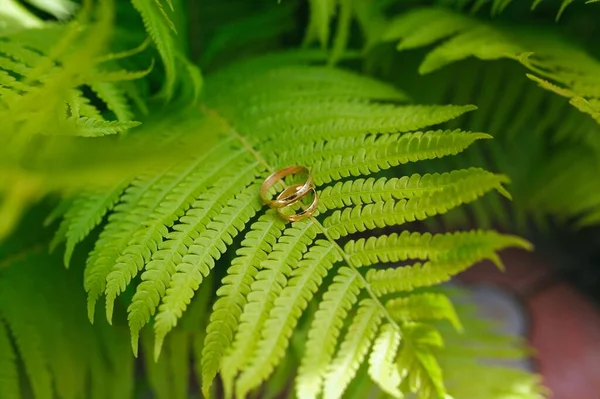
left=260, top=165, right=314, bottom=209
left=260, top=165, right=319, bottom=222
left=275, top=184, right=319, bottom=222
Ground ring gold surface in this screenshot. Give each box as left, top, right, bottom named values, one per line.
left=260, top=165, right=313, bottom=209
left=275, top=184, right=319, bottom=222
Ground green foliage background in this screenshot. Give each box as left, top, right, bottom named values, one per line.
left=1, top=0, right=599, bottom=398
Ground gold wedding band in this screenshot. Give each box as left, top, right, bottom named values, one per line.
left=260, top=165, right=318, bottom=222
left=260, top=165, right=313, bottom=209
left=275, top=184, right=319, bottom=222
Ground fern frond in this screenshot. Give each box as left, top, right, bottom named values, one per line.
left=324, top=170, right=508, bottom=239
left=304, top=0, right=337, bottom=48
left=104, top=146, right=246, bottom=322
left=0, top=274, right=53, bottom=399
left=221, top=221, right=319, bottom=395
left=89, top=82, right=135, bottom=121
left=382, top=6, right=600, bottom=123
left=280, top=129, right=489, bottom=185
left=366, top=232, right=531, bottom=295
left=201, top=211, right=286, bottom=397
left=154, top=180, right=264, bottom=359
left=368, top=324, right=401, bottom=399
left=54, top=180, right=129, bottom=267
left=386, top=293, right=462, bottom=331
left=296, top=266, right=363, bottom=399
left=127, top=157, right=257, bottom=354
left=438, top=291, right=547, bottom=398
left=0, top=318, right=19, bottom=399
left=130, top=0, right=177, bottom=98
left=396, top=323, right=447, bottom=399
left=345, top=230, right=529, bottom=268
left=74, top=117, right=141, bottom=137
left=49, top=53, right=533, bottom=398
left=84, top=170, right=170, bottom=322
left=323, top=298, right=383, bottom=399
left=320, top=168, right=504, bottom=210
left=235, top=240, right=341, bottom=398
left=264, top=106, right=480, bottom=148
left=0, top=247, right=140, bottom=399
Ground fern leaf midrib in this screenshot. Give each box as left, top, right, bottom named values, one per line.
left=207, top=106, right=408, bottom=339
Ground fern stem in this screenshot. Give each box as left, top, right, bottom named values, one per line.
left=206, top=106, right=405, bottom=336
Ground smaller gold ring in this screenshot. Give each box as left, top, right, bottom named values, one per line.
left=276, top=184, right=319, bottom=222
left=260, top=165, right=313, bottom=209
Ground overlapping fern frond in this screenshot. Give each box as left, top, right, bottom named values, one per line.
left=0, top=0, right=204, bottom=239
left=0, top=250, right=135, bottom=399
left=438, top=0, right=592, bottom=19
left=50, top=49, right=544, bottom=398
left=381, top=6, right=600, bottom=124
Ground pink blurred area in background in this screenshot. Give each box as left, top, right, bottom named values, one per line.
left=459, top=249, right=600, bottom=399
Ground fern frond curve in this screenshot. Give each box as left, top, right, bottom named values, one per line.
left=381, top=6, right=600, bottom=124
left=366, top=232, right=531, bottom=296
left=324, top=170, right=509, bottom=239
left=201, top=211, right=286, bottom=397
left=386, top=293, right=462, bottom=331
left=154, top=179, right=264, bottom=359
left=345, top=229, right=528, bottom=267
left=47, top=54, right=535, bottom=398
left=53, top=180, right=129, bottom=267
left=220, top=220, right=319, bottom=396
left=368, top=324, right=402, bottom=398
left=0, top=318, right=19, bottom=399
left=320, top=167, right=506, bottom=210
left=323, top=298, right=383, bottom=399
left=127, top=158, right=258, bottom=354
left=235, top=240, right=341, bottom=398
left=295, top=266, right=363, bottom=399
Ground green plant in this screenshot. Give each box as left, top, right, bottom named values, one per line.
left=5, top=0, right=599, bottom=398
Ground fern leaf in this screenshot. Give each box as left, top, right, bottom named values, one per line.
left=153, top=181, right=264, bottom=359
left=127, top=158, right=257, bottom=355
left=324, top=170, right=508, bottom=239
left=383, top=6, right=600, bottom=122
left=328, top=0, right=352, bottom=66
left=89, top=82, right=134, bottom=121
left=385, top=293, right=462, bottom=331
left=368, top=324, right=402, bottom=399
left=323, top=298, right=383, bottom=399
left=55, top=181, right=129, bottom=267
left=104, top=147, right=245, bottom=323
left=130, top=0, right=177, bottom=98
left=366, top=232, right=530, bottom=295
left=396, top=323, right=447, bottom=399
left=383, top=7, right=475, bottom=51
left=296, top=266, right=363, bottom=399
left=316, top=130, right=489, bottom=185
left=0, top=286, right=52, bottom=399
left=75, top=117, right=140, bottom=137
left=0, top=318, right=19, bottom=399
left=345, top=229, right=529, bottom=268
left=320, top=168, right=503, bottom=210
left=68, top=89, right=103, bottom=119
left=85, top=170, right=169, bottom=322
left=235, top=240, right=342, bottom=398
left=220, top=221, right=319, bottom=396
left=201, top=211, right=286, bottom=398
left=264, top=106, right=479, bottom=148
left=304, top=0, right=337, bottom=47
left=209, top=66, right=409, bottom=108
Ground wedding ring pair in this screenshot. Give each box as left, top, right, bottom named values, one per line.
left=260, top=166, right=318, bottom=222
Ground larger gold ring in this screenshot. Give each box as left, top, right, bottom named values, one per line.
left=260, top=165, right=318, bottom=222
left=260, top=165, right=313, bottom=209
